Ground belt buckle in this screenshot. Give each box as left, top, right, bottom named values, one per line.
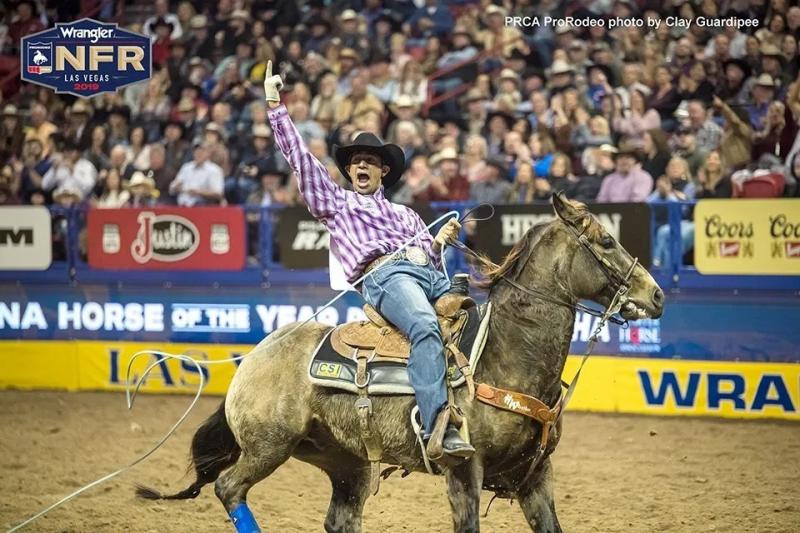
left=405, top=246, right=429, bottom=266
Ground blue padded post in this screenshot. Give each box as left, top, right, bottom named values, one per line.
left=229, top=502, right=261, bottom=533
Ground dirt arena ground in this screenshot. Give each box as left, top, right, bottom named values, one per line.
left=1, top=391, right=798, bottom=532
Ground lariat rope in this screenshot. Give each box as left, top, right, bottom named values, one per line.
left=7, top=210, right=461, bottom=532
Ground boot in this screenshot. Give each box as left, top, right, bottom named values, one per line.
left=441, top=424, right=475, bottom=458
left=447, top=273, right=470, bottom=296
left=426, top=408, right=475, bottom=464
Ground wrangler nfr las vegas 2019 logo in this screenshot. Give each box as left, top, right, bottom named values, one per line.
left=21, top=18, right=151, bottom=97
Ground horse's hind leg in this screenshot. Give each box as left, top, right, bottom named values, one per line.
left=214, top=441, right=294, bottom=532
left=446, top=459, right=484, bottom=532
left=324, top=465, right=370, bottom=533
left=516, top=457, right=562, bottom=533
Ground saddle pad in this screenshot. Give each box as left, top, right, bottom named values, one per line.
left=309, top=304, right=488, bottom=395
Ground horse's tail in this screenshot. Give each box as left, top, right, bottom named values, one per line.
left=136, top=400, right=240, bottom=500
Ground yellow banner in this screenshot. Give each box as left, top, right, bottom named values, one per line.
left=694, top=199, right=800, bottom=275
left=1, top=341, right=798, bottom=420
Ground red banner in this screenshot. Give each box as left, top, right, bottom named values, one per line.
left=87, top=207, right=246, bottom=270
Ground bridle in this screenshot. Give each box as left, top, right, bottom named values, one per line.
left=450, top=216, right=639, bottom=326
left=449, top=215, right=641, bottom=499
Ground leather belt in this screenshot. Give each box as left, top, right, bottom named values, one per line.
left=364, top=246, right=429, bottom=274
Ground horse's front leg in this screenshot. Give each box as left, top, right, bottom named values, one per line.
left=515, top=457, right=562, bottom=533
left=445, top=457, right=484, bottom=533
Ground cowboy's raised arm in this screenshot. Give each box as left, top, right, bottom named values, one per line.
left=264, top=61, right=344, bottom=220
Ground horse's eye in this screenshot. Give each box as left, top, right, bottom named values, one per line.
left=601, top=236, right=615, bottom=249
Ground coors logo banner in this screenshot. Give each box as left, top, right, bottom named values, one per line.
left=473, top=203, right=652, bottom=268
left=87, top=207, right=246, bottom=270
left=277, top=204, right=437, bottom=269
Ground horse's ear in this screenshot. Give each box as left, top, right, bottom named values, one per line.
left=552, top=191, right=589, bottom=229
left=552, top=191, right=574, bottom=222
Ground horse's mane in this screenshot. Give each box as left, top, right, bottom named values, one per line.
left=474, top=222, right=549, bottom=289
left=475, top=197, right=599, bottom=289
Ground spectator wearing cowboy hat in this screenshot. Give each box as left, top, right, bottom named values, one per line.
left=42, top=140, right=97, bottom=200
left=405, top=0, right=453, bottom=39
left=245, top=164, right=289, bottom=207
left=423, top=147, right=469, bottom=202
left=186, top=15, right=214, bottom=59
left=366, top=52, right=398, bottom=104
left=0, top=163, right=20, bottom=206
left=747, top=74, right=779, bottom=130
left=128, top=171, right=161, bottom=208
left=150, top=17, right=176, bottom=66
left=24, top=103, right=58, bottom=156
left=0, top=104, right=24, bottom=161
left=335, top=47, right=362, bottom=96
left=264, top=61, right=474, bottom=461
left=143, top=0, right=183, bottom=40
left=478, top=4, right=529, bottom=60
left=719, top=58, right=753, bottom=106
left=337, top=9, right=369, bottom=52
left=596, top=142, right=654, bottom=202
left=170, top=140, right=224, bottom=206
left=144, top=143, right=176, bottom=202
left=469, top=157, right=511, bottom=204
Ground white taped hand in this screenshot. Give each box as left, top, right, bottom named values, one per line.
left=263, top=60, right=284, bottom=103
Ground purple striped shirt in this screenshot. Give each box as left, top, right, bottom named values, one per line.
left=268, top=105, right=440, bottom=283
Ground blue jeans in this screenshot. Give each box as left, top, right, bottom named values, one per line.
left=362, top=260, right=451, bottom=436
left=653, top=220, right=694, bottom=267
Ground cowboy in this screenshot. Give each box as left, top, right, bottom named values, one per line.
left=264, top=62, right=474, bottom=461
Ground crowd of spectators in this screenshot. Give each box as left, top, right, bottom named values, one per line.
left=2, top=0, right=800, bottom=267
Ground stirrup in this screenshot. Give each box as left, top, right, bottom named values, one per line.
left=425, top=406, right=469, bottom=467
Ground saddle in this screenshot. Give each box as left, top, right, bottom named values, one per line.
left=308, top=292, right=485, bottom=495
left=330, top=293, right=476, bottom=365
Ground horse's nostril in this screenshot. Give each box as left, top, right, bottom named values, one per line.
left=652, top=288, right=664, bottom=305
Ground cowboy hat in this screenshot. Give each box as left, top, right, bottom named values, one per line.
left=462, top=88, right=486, bottom=104
left=485, top=5, right=506, bottom=17
left=230, top=9, right=251, bottom=21
left=71, top=100, right=91, bottom=115
left=151, top=17, right=175, bottom=33
left=127, top=171, right=160, bottom=197
left=190, top=14, right=208, bottom=29
left=1, top=104, right=18, bottom=117
left=252, top=124, right=272, bottom=138
left=340, top=9, right=359, bottom=21
left=485, top=157, right=509, bottom=180
left=333, top=132, right=405, bottom=188
left=616, top=140, right=640, bottom=161
left=722, top=57, right=752, bottom=79
left=485, top=110, right=515, bottom=130
left=754, top=73, right=777, bottom=88
left=389, top=94, right=419, bottom=116
left=53, top=185, right=83, bottom=201
left=429, top=147, right=459, bottom=167
left=549, top=60, right=575, bottom=75
left=499, top=68, right=520, bottom=85
left=597, top=143, right=619, bottom=154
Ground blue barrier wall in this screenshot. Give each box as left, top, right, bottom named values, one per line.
left=1, top=284, right=797, bottom=363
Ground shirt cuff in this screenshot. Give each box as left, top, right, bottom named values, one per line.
left=267, top=104, right=288, bottom=121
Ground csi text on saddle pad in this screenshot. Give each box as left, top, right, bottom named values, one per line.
left=309, top=303, right=488, bottom=395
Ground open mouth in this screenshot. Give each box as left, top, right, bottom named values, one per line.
left=621, top=300, right=649, bottom=320
left=355, top=171, right=370, bottom=188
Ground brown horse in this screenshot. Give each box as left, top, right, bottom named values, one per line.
left=137, top=194, right=664, bottom=532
